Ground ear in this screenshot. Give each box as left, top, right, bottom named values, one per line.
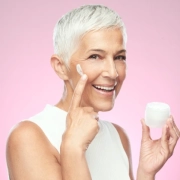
left=50, top=55, right=69, bottom=80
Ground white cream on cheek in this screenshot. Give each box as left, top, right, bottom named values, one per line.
left=76, top=64, right=84, bottom=76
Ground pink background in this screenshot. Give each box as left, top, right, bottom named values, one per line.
left=1, top=0, right=180, bottom=179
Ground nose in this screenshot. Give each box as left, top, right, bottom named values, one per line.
left=101, top=59, right=118, bottom=79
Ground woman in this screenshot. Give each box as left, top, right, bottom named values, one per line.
left=6, top=5, right=179, bottom=180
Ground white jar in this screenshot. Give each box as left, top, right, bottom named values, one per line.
left=145, top=102, right=170, bottom=128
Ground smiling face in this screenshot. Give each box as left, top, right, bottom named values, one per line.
left=67, top=28, right=126, bottom=112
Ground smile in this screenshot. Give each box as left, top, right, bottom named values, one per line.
left=92, top=84, right=116, bottom=92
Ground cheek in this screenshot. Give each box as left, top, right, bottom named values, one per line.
left=81, top=61, right=102, bottom=74
left=80, top=61, right=102, bottom=81
left=116, top=64, right=126, bottom=81
left=69, top=65, right=99, bottom=91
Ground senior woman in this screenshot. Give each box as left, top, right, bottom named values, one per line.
left=6, top=5, right=179, bottom=180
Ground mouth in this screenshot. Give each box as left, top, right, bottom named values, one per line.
left=92, top=83, right=117, bottom=93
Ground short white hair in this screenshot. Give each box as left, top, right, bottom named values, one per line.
left=53, top=5, right=127, bottom=65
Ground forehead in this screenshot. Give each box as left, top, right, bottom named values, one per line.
left=79, top=28, right=125, bottom=51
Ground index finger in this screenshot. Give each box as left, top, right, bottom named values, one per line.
left=69, top=74, right=88, bottom=110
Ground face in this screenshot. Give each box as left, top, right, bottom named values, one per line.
left=67, top=28, right=127, bottom=112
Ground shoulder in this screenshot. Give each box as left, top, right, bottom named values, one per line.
left=6, top=121, right=58, bottom=158
left=6, top=121, right=62, bottom=179
left=7, top=121, right=47, bottom=144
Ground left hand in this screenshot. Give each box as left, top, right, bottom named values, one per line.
left=138, top=116, right=179, bottom=176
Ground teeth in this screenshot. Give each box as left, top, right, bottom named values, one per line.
left=94, top=85, right=114, bottom=91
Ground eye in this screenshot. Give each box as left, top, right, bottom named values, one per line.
left=88, top=54, right=100, bottom=59
left=114, top=55, right=126, bottom=61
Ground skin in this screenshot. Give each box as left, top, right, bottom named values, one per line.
left=6, top=28, right=179, bottom=180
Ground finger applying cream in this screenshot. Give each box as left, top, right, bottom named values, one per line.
left=76, top=64, right=84, bottom=76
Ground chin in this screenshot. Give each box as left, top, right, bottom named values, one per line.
left=93, top=102, right=114, bottom=112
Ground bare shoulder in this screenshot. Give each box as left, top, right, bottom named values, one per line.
left=6, top=121, right=61, bottom=180
left=7, top=120, right=44, bottom=140
left=7, top=120, right=57, bottom=154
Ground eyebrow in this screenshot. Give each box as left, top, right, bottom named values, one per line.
left=87, top=49, right=127, bottom=54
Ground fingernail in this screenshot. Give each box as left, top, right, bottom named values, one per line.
left=168, top=117, right=174, bottom=127
left=168, top=118, right=172, bottom=123
left=170, top=115, right=174, bottom=121
left=170, top=116, right=173, bottom=122
left=171, top=116, right=174, bottom=122
left=81, top=74, right=87, bottom=80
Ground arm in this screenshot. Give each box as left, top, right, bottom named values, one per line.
left=60, top=74, right=99, bottom=179
left=6, top=75, right=98, bottom=180
left=6, top=121, right=91, bottom=180
left=60, top=135, right=91, bottom=180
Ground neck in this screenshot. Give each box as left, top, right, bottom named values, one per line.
left=55, top=81, right=73, bottom=112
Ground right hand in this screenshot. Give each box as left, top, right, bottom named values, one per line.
left=63, top=74, right=99, bottom=151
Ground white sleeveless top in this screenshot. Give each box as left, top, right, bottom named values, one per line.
left=28, top=104, right=130, bottom=180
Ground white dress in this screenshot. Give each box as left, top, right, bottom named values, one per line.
left=28, top=104, right=130, bottom=180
